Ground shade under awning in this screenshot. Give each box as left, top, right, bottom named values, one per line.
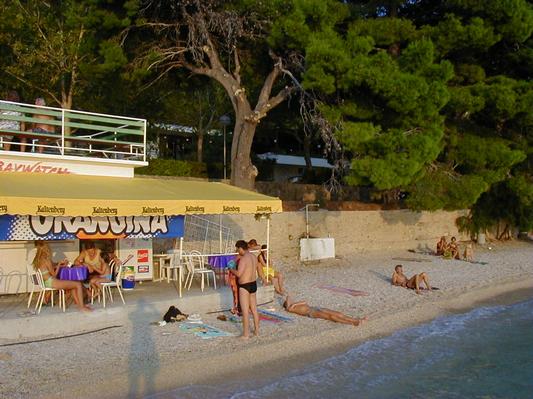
left=0, top=172, right=282, bottom=217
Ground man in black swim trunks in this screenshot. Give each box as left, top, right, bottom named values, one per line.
left=228, top=240, right=261, bottom=339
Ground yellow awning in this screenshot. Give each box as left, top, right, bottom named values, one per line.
left=0, top=172, right=282, bottom=217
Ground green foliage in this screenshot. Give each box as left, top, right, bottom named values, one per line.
left=272, top=0, right=532, bottom=234
left=0, top=0, right=134, bottom=108
left=407, top=167, right=488, bottom=211
left=136, top=159, right=208, bottom=178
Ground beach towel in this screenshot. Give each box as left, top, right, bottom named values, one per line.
left=179, top=323, right=233, bottom=339
left=314, top=284, right=369, bottom=297
left=258, top=309, right=294, bottom=323
left=392, top=257, right=433, bottom=263
left=464, top=260, right=489, bottom=265
left=227, top=310, right=294, bottom=324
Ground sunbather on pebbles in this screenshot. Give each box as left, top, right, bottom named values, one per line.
left=391, top=264, right=432, bottom=294
left=283, top=295, right=367, bottom=326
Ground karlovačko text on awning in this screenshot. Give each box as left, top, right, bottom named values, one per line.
left=0, top=172, right=282, bottom=217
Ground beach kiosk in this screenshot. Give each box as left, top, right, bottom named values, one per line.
left=0, top=100, right=281, bottom=295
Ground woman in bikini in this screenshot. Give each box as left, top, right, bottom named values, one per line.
left=32, top=241, right=91, bottom=312
left=283, top=295, right=367, bottom=326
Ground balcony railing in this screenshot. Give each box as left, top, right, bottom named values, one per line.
left=0, top=100, right=146, bottom=162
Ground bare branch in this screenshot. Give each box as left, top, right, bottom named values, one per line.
left=233, top=46, right=241, bottom=85
left=4, top=70, right=61, bottom=105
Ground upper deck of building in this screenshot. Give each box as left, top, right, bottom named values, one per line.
left=0, top=100, right=147, bottom=177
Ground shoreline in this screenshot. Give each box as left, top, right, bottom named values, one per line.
left=125, top=277, right=533, bottom=399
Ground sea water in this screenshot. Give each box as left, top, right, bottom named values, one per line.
left=153, top=298, right=533, bottom=399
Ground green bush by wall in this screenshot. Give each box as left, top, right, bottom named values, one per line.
left=136, top=159, right=208, bottom=178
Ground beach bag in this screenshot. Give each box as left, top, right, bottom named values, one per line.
left=163, top=306, right=186, bottom=323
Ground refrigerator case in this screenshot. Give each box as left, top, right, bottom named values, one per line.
left=118, top=238, right=153, bottom=281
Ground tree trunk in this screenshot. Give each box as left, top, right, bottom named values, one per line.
left=303, top=134, right=313, bottom=174
left=197, top=131, right=204, bottom=163
left=230, top=114, right=258, bottom=190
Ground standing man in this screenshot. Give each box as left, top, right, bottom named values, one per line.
left=229, top=240, right=260, bottom=339
left=31, top=97, right=56, bottom=153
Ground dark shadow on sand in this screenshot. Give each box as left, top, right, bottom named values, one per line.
left=369, top=270, right=392, bottom=284
left=128, top=297, right=160, bottom=398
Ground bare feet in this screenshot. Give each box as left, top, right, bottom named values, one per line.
left=353, top=316, right=368, bottom=326
left=239, top=335, right=250, bottom=340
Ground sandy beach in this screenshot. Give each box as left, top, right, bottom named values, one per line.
left=1, top=241, right=532, bottom=398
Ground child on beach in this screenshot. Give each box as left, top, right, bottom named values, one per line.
left=257, top=244, right=285, bottom=295
left=463, top=243, right=474, bottom=262
left=283, top=295, right=367, bottom=326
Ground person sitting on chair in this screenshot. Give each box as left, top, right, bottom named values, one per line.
left=89, top=251, right=118, bottom=291
left=391, top=264, right=432, bottom=295
left=283, top=295, right=367, bottom=326
left=74, top=241, right=105, bottom=293
left=32, top=241, right=91, bottom=312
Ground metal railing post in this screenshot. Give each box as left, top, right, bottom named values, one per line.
left=143, top=120, right=147, bottom=162
left=61, top=109, right=65, bottom=155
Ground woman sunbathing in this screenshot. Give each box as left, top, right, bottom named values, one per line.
left=283, top=295, right=367, bottom=326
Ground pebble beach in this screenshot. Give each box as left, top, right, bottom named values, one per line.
left=0, top=241, right=532, bottom=398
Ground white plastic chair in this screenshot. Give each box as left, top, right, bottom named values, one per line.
left=92, top=260, right=125, bottom=308
left=26, top=264, right=42, bottom=309
left=185, top=251, right=216, bottom=291
left=26, top=248, right=40, bottom=309
left=161, top=250, right=184, bottom=283
left=35, top=269, right=65, bottom=314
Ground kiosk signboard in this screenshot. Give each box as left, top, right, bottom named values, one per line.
left=0, top=215, right=184, bottom=241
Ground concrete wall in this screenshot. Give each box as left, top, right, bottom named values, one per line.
left=0, top=240, right=80, bottom=294
left=220, top=209, right=468, bottom=261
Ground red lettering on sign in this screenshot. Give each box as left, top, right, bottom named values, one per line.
left=137, top=249, right=149, bottom=263
left=0, top=160, right=71, bottom=174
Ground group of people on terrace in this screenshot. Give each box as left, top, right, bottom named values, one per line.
left=0, top=91, right=55, bottom=153
left=436, top=236, right=474, bottom=261
left=31, top=241, right=120, bottom=312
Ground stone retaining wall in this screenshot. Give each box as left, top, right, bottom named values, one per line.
left=220, top=209, right=468, bottom=261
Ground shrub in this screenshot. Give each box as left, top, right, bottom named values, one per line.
left=136, top=159, right=207, bottom=178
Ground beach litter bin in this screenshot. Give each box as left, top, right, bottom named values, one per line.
left=122, top=266, right=135, bottom=290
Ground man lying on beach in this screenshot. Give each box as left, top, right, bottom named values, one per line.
left=283, top=295, right=367, bottom=326
left=391, top=265, right=432, bottom=294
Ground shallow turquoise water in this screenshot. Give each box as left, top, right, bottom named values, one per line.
left=152, top=298, right=533, bottom=399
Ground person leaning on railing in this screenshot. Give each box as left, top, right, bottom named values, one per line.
left=28, top=97, right=56, bottom=153
left=0, top=90, right=25, bottom=151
